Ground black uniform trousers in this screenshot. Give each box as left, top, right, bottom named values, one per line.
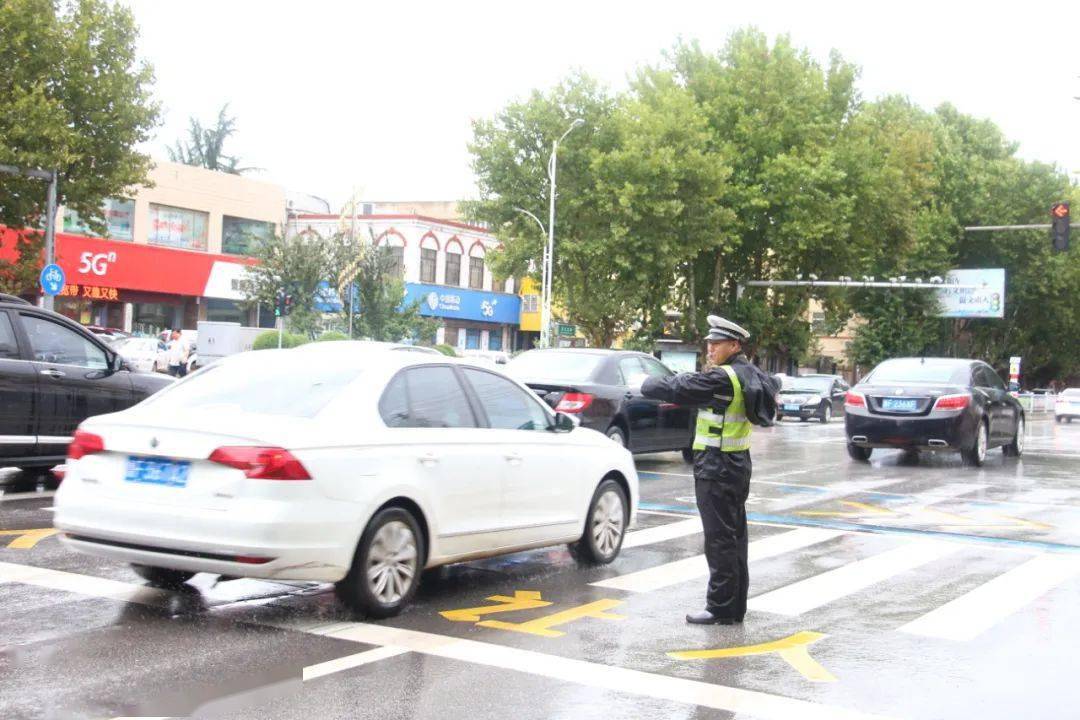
left=693, top=449, right=752, bottom=618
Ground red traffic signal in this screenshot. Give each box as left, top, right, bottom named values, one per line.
left=1051, top=202, right=1070, bottom=252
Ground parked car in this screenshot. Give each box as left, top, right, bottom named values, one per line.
left=86, top=326, right=131, bottom=345
left=844, top=357, right=1024, bottom=466
left=112, top=336, right=167, bottom=374
left=460, top=349, right=511, bottom=367
left=0, top=297, right=173, bottom=472
left=506, top=349, right=695, bottom=460
left=776, top=374, right=849, bottom=423
left=54, top=349, right=638, bottom=617
left=1055, top=388, right=1080, bottom=423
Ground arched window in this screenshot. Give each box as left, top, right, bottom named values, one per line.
left=444, top=237, right=464, bottom=287
left=468, top=242, right=486, bottom=290
left=374, top=229, right=406, bottom=278
left=419, top=233, right=439, bottom=283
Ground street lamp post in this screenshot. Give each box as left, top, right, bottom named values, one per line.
left=0, top=164, right=58, bottom=309
left=540, top=118, right=584, bottom=349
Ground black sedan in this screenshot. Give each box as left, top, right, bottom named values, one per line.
left=777, top=374, right=849, bottom=423
left=506, top=349, right=695, bottom=459
left=0, top=295, right=173, bottom=473
left=844, top=357, right=1024, bottom=467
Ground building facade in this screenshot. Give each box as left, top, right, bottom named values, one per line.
left=2, top=161, right=286, bottom=335
left=289, top=213, right=521, bottom=350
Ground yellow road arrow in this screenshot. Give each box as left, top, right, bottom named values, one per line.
left=440, top=591, right=552, bottom=622
left=477, top=599, right=624, bottom=638
left=0, top=528, right=59, bottom=549
left=670, top=630, right=836, bottom=682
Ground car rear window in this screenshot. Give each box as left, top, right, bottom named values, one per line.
left=784, top=377, right=833, bottom=393
left=506, top=352, right=603, bottom=381
left=865, top=360, right=968, bottom=385
left=144, top=356, right=364, bottom=418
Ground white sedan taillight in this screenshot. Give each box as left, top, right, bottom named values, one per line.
left=67, top=430, right=105, bottom=460
left=208, top=446, right=311, bottom=480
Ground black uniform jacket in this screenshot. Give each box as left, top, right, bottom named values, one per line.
left=641, top=354, right=780, bottom=481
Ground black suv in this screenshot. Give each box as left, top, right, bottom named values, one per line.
left=0, top=295, right=173, bottom=472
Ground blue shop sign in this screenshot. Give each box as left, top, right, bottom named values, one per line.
left=404, top=283, right=520, bottom=324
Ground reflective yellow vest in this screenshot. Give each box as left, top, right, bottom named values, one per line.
left=692, top=364, right=752, bottom=452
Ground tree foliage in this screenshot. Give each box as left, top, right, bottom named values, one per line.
left=0, top=0, right=158, bottom=286
left=468, top=28, right=1079, bottom=382
left=167, top=104, right=256, bottom=175
left=242, top=229, right=437, bottom=342
left=240, top=231, right=331, bottom=335
left=327, top=231, right=438, bottom=343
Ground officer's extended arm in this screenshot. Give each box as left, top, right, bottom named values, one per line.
left=641, top=370, right=734, bottom=408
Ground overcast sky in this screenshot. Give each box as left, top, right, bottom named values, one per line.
left=127, top=0, right=1079, bottom=209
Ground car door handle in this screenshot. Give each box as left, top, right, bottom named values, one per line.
left=40, top=369, right=65, bottom=379
left=418, top=452, right=438, bottom=467
left=624, top=391, right=634, bottom=399
left=504, top=452, right=523, bottom=465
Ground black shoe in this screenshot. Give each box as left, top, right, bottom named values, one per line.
left=685, top=610, right=743, bottom=625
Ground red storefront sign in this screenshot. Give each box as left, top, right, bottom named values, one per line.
left=0, top=228, right=254, bottom=296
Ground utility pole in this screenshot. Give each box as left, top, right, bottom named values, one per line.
left=0, top=165, right=58, bottom=309
left=540, top=119, right=584, bottom=349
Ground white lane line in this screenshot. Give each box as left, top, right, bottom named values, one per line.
left=284, top=620, right=894, bottom=720
left=898, top=553, right=1080, bottom=642
left=0, top=560, right=169, bottom=607
left=592, top=528, right=846, bottom=593
left=636, top=509, right=695, bottom=519
left=5, top=561, right=895, bottom=720
left=0, top=490, right=56, bottom=502
left=303, top=645, right=410, bottom=680
left=748, top=540, right=963, bottom=617
left=622, top=518, right=702, bottom=549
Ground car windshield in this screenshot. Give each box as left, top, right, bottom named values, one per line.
left=782, top=377, right=832, bottom=394
left=143, top=355, right=364, bottom=418
left=866, top=360, right=968, bottom=385
left=506, top=352, right=604, bottom=381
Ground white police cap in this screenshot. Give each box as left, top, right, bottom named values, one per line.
left=706, top=315, right=750, bottom=342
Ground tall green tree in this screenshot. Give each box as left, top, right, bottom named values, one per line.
left=240, top=231, right=331, bottom=335
left=326, top=231, right=438, bottom=343
left=167, top=104, right=256, bottom=175
left=467, top=72, right=730, bottom=347
left=0, top=0, right=158, bottom=290
left=658, top=32, right=862, bottom=358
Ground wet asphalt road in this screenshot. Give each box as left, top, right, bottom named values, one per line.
left=2, top=416, right=1079, bottom=719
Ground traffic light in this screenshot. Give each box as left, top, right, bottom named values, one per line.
left=274, top=289, right=285, bottom=318
left=282, top=293, right=294, bottom=316
left=1051, top=202, right=1070, bottom=252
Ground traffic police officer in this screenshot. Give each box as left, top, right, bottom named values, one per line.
left=641, top=315, right=779, bottom=625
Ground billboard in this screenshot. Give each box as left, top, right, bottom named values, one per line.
left=936, top=269, right=1005, bottom=318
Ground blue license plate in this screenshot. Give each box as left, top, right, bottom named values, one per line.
left=125, top=456, right=191, bottom=487
left=784, top=404, right=801, bottom=411
left=882, top=398, right=919, bottom=412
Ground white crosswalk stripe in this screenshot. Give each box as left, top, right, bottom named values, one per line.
left=593, top=528, right=846, bottom=593
left=897, top=553, right=1080, bottom=641
left=748, top=539, right=963, bottom=616
left=622, top=518, right=702, bottom=549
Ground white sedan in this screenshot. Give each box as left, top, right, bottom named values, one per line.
left=54, top=349, right=638, bottom=617
left=1056, top=388, right=1080, bottom=423
left=111, top=336, right=166, bottom=373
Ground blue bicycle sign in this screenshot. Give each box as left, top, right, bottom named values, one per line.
left=40, top=263, right=66, bottom=296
